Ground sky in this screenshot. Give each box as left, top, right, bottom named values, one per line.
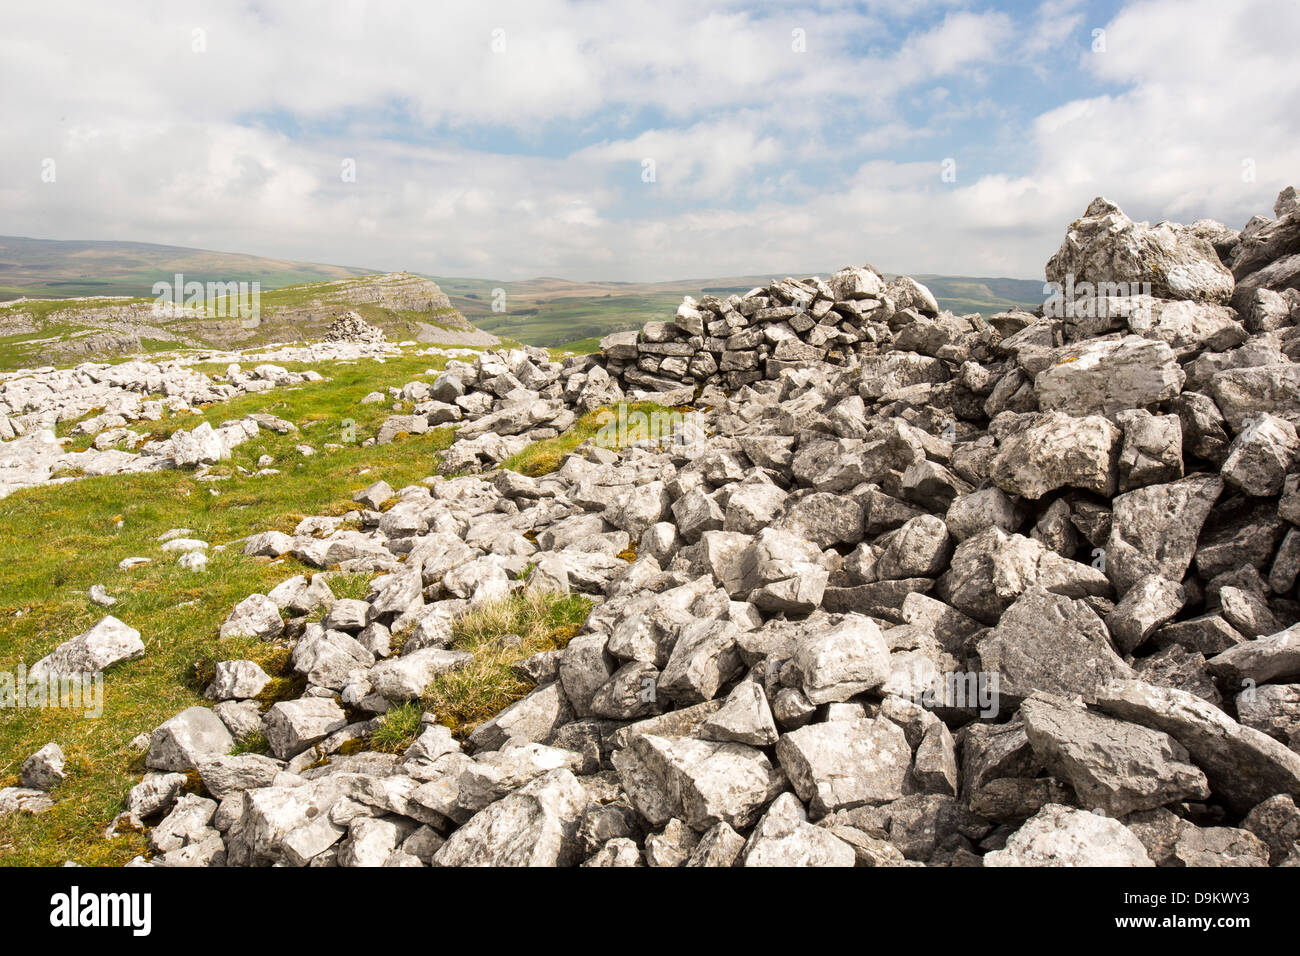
left=2, top=0, right=1298, bottom=282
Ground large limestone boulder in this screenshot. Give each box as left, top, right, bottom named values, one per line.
left=984, top=803, right=1154, bottom=866
left=27, top=616, right=145, bottom=680
left=1046, top=197, right=1234, bottom=303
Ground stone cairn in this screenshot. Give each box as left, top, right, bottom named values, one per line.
left=324, top=311, right=387, bottom=344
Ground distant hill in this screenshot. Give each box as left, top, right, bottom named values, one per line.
left=0, top=236, right=375, bottom=301
left=0, top=273, right=490, bottom=370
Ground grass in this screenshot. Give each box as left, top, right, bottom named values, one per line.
left=368, top=590, right=591, bottom=752
left=370, top=701, right=425, bottom=753
left=427, top=592, right=592, bottom=738
left=550, top=337, right=602, bottom=356
left=0, top=350, right=472, bottom=866
left=500, top=401, right=683, bottom=477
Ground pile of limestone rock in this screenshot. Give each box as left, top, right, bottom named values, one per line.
left=598, top=271, right=945, bottom=395
left=28, top=184, right=1300, bottom=867
left=324, top=311, right=387, bottom=345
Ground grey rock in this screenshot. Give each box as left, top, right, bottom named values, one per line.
left=204, top=660, right=271, bottom=701
left=263, top=698, right=349, bottom=759
left=147, top=706, right=234, bottom=772
left=219, top=594, right=283, bottom=641
left=433, top=768, right=588, bottom=866
left=20, top=743, right=66, bottom=791
left=740, top=792, right=856, bottom=867
left=776, top=717, right=913, bottom=816
left=1045, top=196, right=1233, bottom=303
left=1172, top=826, right=1269, bottom=867
left=1221, top=413, right=1298, bottom=496
left=977, top=587, right=1133, bottom=704
left=700, top=681, right=779, bottom=746
left=1105, top=475, right=1223, bottom=594
left=992, top=413, right=1119, bottom=499
left=984, top=803, right=1154, bottom=866
left=791, top=613, right=891, bottom=704
left=28, top=615, right=145, bottom=680
left=1020, top=693, right=1208, bottom=816
left=368, top=647, right=472, bottom=701
left=1207, top=623, right=1300, bottom=684
left=1096, top=679, right=1300, bottom=812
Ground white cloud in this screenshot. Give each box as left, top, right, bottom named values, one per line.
left=0, top=0, right=1297, bottom=284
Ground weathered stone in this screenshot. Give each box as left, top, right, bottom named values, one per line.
left=20, top=743, right=66, bottom=791
left=1106, top=475, right=1223, bottom=594
left=942, top=528, right=1111, bottom=626
left=776, top=717, right=913, bottom=816
left=1172, top=826, right=1269, bottom=867
left=433, top=769, right=588, bottom=867
left=1207, top=623, right=1300, bottom=684
left=262, top=698, right=349, bottom=759
left=741, top=792, right=856, bottom=867
left=219, top=594, right=283, bottom=641
left=992, top=413, right=1119, bottom=499
left=791, top=614, right=891, bottom=704
left=147, top=706, right=234, bottom=772
left=1221, top=413, right=1298, bottom=496
left=1045, top=196, right=1234, bottom=303
left=1035, top=337, right=1185, bottom=417
left=984, top=803, right=1154, bottom=866
left=368, top=648, right=472, bottom=701
left=1097, top=679, right=1300, bottom=812
left=204, top=660, right=271, bottom=701
left=1020, top=693, right=1208, bottom=816
left=27, top=616, right=145, bottom=680
left=977, top=587, right=1132, bottom=704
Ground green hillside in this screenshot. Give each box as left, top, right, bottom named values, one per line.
left=0, top=236, right=375, bottom=301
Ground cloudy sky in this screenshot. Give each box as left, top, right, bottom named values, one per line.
left=2, top=0, right=1297, bottom=281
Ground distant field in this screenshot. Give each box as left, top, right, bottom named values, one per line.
left=0, top=272, right=478, bottom=371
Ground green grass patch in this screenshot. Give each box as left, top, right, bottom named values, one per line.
left=370, top=701, right=425, bottom=754
left=422, top=591, right=592, bottom=739
left=500, top=401, right=683, bottom=477
left=549, top=337, right=602, bottom=357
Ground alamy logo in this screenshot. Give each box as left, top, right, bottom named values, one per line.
left=1042, top=273, right=1153, bottom=322
left=152, top=272, right=261, bottom=328
left=49, top=887, right=151, bottom=936
left=0, top=665, right=103, bottom=718
left=918, top=670, right=1000, bottom=718
left=593, top=403, right=706, bottom=455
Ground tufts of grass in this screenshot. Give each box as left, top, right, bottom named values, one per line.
left=423, top=591, right=592, bottom=738
left=500, top=401, right=680, bottom=477
left=230, top=732, right=269, bottom=756
left=370, top=701, right=424, bottom=754
left=322, top=572, right=373, bottom=602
